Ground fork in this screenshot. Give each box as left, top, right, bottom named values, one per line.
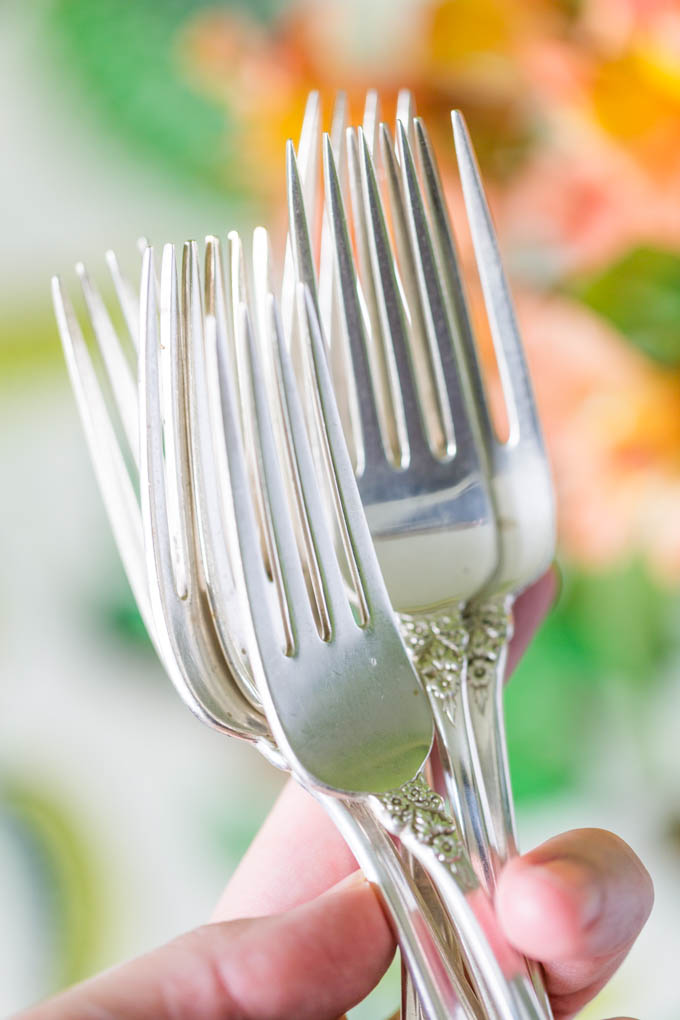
left=287, top=95, right=554, bottom=1016
left=288, top=112, right=499, bottom=886
left=214, top=220, right=548, bottom=1014
left=446, top=113, right=556, bottom=870
left=53, top=239, right=485, bottom=1020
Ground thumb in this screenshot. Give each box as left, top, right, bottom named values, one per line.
left=18, top=870, right=394, bottom=1020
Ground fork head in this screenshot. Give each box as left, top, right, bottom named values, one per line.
left=207, top=242, right=433, bottom=794
left=449, top=112, right=555, bottom=593
left=52, top=245, right=271, bottom=748
left=287, top=111, right=498, bottom=615
left=289, top=92, right=555, bottom=606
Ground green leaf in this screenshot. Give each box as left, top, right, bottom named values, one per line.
left=47, top=0, right=257, bottom=195
left=571, top=246, right=680, bottom=366
left=561, top=560, right=674, bottom=687
left=506, top=592, right=599, bottom=803
left=507, top=559, right=675, bottom=804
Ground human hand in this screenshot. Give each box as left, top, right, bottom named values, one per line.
left=19, top=572, right=652, bottom=1020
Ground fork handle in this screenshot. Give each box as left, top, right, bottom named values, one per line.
left=463, top=594, right=553, bottom=1017
left=317, top=792, right=479, bottom=1020
left=464, top=594, right=517, bottom=862
left=370, top=774, right=548, bottom=1020
left=402, top=601, right=552, bottom=1018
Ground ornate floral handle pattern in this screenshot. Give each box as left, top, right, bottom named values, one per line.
left=370, top=773, right=546, bottom=1020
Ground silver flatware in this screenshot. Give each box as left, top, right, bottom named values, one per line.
left=52, top=242, right=475, bottom=1020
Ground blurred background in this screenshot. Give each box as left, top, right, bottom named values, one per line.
left=2, top=0, right=680, bottom=1014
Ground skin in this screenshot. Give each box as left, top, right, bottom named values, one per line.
left=18, top=572, right=653, bottom=1020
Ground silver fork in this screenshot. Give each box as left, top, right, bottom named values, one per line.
left=52, top=242, right=477, bottom=1020
left=288, top=95, right=554, bottom=1016
left=446, top=113, right=555, bottom=869
left=288, top=118, right=499, bottom=886
left=214, top=228, right=546, bottom=1015
left=411, top=109, right=556, bottom=1016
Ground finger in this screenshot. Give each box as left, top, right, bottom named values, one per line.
left=496, top=828, right=653, bottom=1018
left=22, top=871, right=394, bottom=1020
left=506, top=566, right=558, bottom=678
left=214, top=779, right=357, bottom=920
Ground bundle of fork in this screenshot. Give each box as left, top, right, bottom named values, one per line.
left=53, top=91, right=555, bottom=1020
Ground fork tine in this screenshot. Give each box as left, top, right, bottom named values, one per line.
left=452, top=111, right=541, bottom=445
left=76, top=261, right=139, bottom=462
left=271, top=288, right=358, bottom=634
left=52, top=275, right=150, bottom=627
left=379, top=122, right=452, bottom=456
left=299, top=286, right=392, bottom=621
left=215, top=300, right=315, bottom=661
left=281, top=91, right=321, bottom=339
left=323, top=133, right=387, bottom=475
left=286, top=141, right=320, bottom=308
left=139, top=246, right=186, bottom=614
left=319, top=91, right=348, bottom=330
left=179, top=237, right=259, bottom=700
left=345, top=125, right=405, bottom=466
left=395, top=88, right=417, bottom=153
left=413, top=117, right=495, bottom=454
left=362, top=89, right=382, bottom=158
left=357, top=127, right=431, bottom=464
left=396, top=118, right=481, bottom=462
left=105, top=248, right=140, bottom=351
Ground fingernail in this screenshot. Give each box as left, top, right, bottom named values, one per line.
left=532, top=858, right=603, bottom=928
left=326, top=869, right=367, bottom=897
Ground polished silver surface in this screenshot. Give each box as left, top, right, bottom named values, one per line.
left=53, top=242, right=476, bottom=1020
left=289, top=93, right=555, bottom=1019
left=213, top=256, right=539, bottom=1017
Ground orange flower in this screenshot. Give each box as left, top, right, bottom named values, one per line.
left=513, top=293, right=680, bottom=578
left=500, top=127, right=680, bottom=275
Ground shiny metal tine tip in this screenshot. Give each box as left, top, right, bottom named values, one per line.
left=227, top=229, right=249, bottom=330
left=413, top=118, right=495, bottom=452
left=286, top=140, right=319, bottom=305
left=318, top=91, right=348, bottom=326
left=298, top=89, right=321, bottom=173
left=105, top=248, right=140, bottom=351
left=358, top=127, right=425, bottom=462
left=330, top=90, right=348, bottom=155
left=160, top=242, right=197, bottom=603
left=205, top=234, right=230, bottom=353
left=76, top=259, right=139, bottom=462
left=298, top=90, right=321, bottom=239
left=300, top=286, right=390, bottom=621
left=252, top=225, right=276, bottom=353
left=396, top=88, right=417, bottom=153
left=322, top=133, right=385, bottom=474
left=281, top=92, right=321, bottom=339
left=362, top=89, right=381, bottom=157
left=452, top=111, right=540, bottom=445
left=139, top=246, right=184, bottom=611
left=52, top=276, right=150, bottom=624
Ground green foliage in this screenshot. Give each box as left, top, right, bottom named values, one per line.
left=48, top=0, right=258, bottom=194
left=572, top=246, right=680, bottom=366
left=562, top=560, right=675, bottom=687
left=507, top=560, right=674, bottom=803
left=506, top=582, right=599, bottom=802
